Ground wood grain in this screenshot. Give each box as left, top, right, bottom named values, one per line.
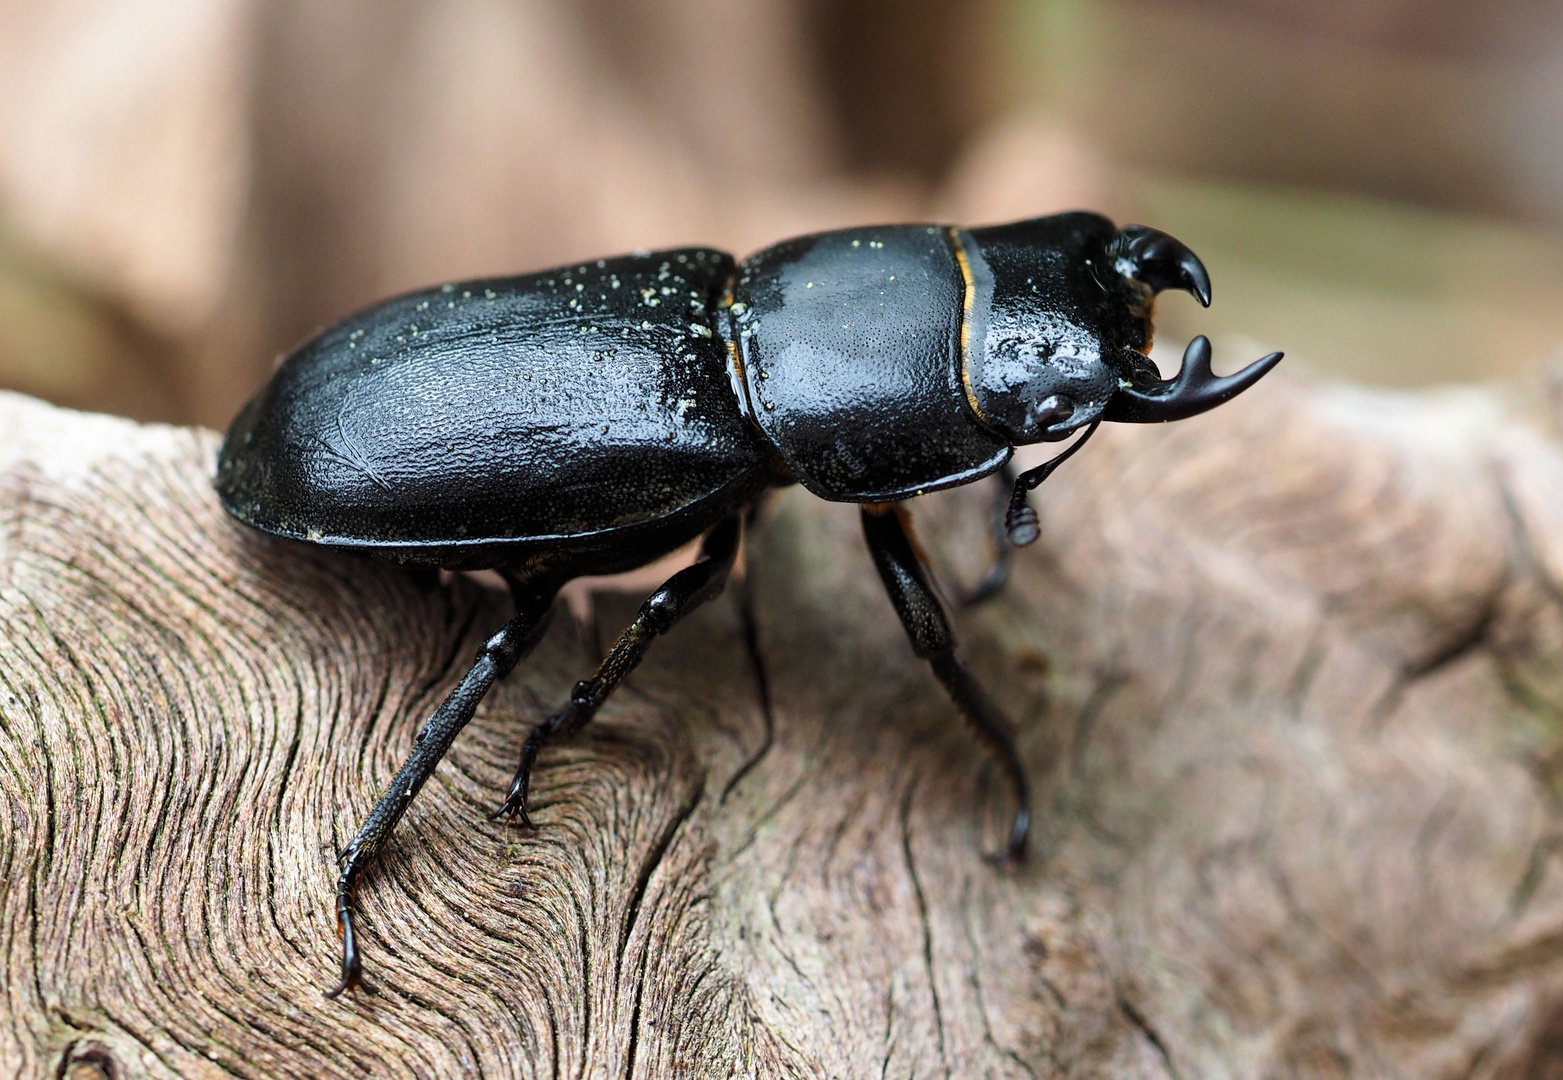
left=7, top=374, right=1563, bottom=1077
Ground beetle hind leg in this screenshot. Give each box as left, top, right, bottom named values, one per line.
left=323, top=575, right=560, bottom=999
left=494, top=514, right=742, bottom=825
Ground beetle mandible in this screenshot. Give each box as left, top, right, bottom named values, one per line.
left=215, top=212, right=1282, bottom=996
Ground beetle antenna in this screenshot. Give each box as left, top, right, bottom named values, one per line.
left=1004, top=418, right=1101, bottom=546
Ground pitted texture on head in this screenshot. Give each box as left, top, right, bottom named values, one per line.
left=962, top=213, right=1157, bottom=444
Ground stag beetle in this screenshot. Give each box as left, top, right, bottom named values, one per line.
left=215, top=212, right=1281, bottom=996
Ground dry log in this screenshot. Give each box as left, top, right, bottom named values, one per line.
left=7, top=372, right=1563, bottom=1078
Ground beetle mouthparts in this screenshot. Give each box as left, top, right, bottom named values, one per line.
left=1114, top=225, right=1212, bottom=307
left=1103, top=335, right=1282, bottom=424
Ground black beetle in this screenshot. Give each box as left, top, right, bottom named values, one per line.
left=215, top=212, right=1281, bottom=996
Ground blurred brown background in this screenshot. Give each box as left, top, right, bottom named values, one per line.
left=4, top=0, right=1563, bottom=428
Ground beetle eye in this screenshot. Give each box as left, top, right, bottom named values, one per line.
left=1031, top=394, right=1074, bottom=428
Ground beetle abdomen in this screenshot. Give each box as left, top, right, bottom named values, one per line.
left=217, top=249, right=768, bottom=564
left=731, top=225, right=1008, bottom=501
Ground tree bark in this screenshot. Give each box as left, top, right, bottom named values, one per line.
left=6, top=374, right=1563, bottom=1078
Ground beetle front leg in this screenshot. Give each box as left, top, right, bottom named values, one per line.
left=861, top=503, right=1031, bottom=860
left=495, top=515, right=742, bottom=825
left=325, top=577, right=560, bottom=999
left=963, top=460, right=1019, bottom=607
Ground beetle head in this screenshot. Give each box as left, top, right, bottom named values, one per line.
left=962, top=213, right=1280, bottom=442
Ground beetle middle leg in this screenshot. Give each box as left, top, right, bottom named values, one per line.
left=861, top=503, right=1031, bottom=860
left=495, top=514, right=742, bottom=825
left=325, top=573, right=561, bottom=999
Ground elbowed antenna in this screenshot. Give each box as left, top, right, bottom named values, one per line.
left=1114, top=225, right=1212, bottom=307
left=1103, top=335, right=1283, bottom=424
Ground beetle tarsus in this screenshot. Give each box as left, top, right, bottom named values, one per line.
left=493, top=743, right=544, bottom=826
left=983, top=804, right=1032, bottom=865
left=322, top=585, right=558, bottom=999
left=929, top=651, right=1033, bottom=861
left=1007, top=805, right=1031, bottom=861
left=323, top=885, right=362, bottom=999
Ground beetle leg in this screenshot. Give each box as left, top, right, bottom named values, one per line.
left=495, top=514, right=743, bottom=825
left=324, top=576, right=560, bottom=999
left=861, top=503, right=1031, bottom=860
left=962, top=460, right=1019, bottom=607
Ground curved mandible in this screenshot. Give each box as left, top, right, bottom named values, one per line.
left=1103, top=335, right=1283, bottom=424
left=1114, top=225, right=1212, bottom=307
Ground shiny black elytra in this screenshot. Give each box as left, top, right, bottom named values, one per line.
left=215, top=212, right=1282, bottom=997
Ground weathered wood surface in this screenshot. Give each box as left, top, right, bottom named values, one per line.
left=7, top=374, right=1563, bottom=1078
